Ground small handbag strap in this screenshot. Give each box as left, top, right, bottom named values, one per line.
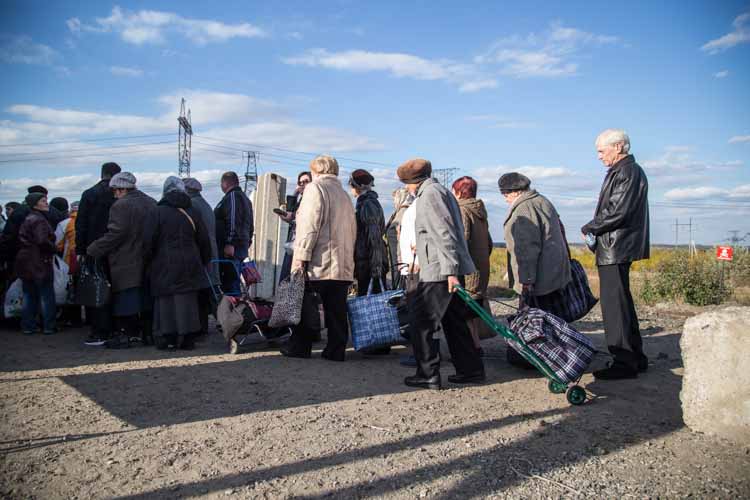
left=177, top=208, right=196, bottom=232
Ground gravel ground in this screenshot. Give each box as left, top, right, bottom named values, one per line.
left=1, top=301, right=749, bottom=499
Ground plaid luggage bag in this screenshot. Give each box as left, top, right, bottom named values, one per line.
left=508, top=307, right=595, bottom=383
left=559, top=259, right=598, bottom=322
left=347, top=278, right=405, bottom=351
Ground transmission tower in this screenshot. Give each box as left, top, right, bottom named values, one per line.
left=243, top=151, right=259, bottom=194
left=432, top=167, right=458, bottom=187
left=726, top=230, right=746, bottom=245
left=177, top=98, right=193, bottom=178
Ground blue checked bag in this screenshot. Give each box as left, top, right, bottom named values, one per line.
left=347, top=279, right=405, bottom=351
left=508, top=307, right=595, bottom=383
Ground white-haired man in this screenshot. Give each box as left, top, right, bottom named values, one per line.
left=582, top=129, right=650, bottom=380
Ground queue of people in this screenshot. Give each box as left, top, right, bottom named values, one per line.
left=0, top=128, right=650, bottom=384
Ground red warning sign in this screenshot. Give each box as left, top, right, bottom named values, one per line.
left=716, top=246, right=733, bottom=261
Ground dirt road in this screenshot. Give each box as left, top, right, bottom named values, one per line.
left=1, top=302, right=748, bottom=499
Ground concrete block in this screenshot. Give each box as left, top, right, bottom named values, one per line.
left=249, top=173, right=288, bottom=299
left=680, top=306, right=750, bottom=443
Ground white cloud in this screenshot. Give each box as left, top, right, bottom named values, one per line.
left=729, top=135, right=750, bottom=144
left=282, top=48, right=497, bottom=93
left=642, top=147, right=743, bottom=186
left=0, top=35, right=58, bottom=66
left=664, top=186, right=729, bottom=201
left=701, top=12, right=750, bottom=54
left=110, top=65, right=144, bottom=77
left=476, top=22, right=619, bottom=78
left=714, top=70, right=729, bottom=78
left=69, top=6, right=267, bottom=46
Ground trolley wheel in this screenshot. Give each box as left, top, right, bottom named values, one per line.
left=229, top=338, right=240, bottom=355
left=548, top=380, right=567, bottom=394
left=566, top=385, right=587, bottom=406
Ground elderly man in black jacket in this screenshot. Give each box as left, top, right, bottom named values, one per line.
left=76, top=162, right=121, bottom=345
left=582, top=129, right=650, bottom=380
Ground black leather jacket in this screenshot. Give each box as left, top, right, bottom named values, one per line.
left=582, top=155, right=650, bottom=266
left=354, top=190, right=388, bottom=279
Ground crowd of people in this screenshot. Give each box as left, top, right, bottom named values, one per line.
left=0, top=128, right=650, bottom=386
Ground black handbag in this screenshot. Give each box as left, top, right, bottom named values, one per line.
left=301, top=284, right=325, bottom=331
left=74, top=258, right=112, bottom=308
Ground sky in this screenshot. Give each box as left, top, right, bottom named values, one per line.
left=0, top=1, right=749, bottom=245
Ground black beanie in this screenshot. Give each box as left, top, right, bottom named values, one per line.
left=50, top=197, right=69, bottom=212
left=27, top=185, right=48, bottom=195
left=349, top=169, right=374, bottom=187
left=498, top=172, right=531, bottom=193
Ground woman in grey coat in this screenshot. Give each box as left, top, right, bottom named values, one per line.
left=184, top=178, right=219, bottom=337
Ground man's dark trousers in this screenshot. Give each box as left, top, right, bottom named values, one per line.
left=409, top=280, right=484, bottom=378
left=598, top=262, right=645, bottom=370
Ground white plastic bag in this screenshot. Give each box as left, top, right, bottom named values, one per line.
left=53, top=255, right=69, bottom=305
left=4, top=279, right=23, bottom=318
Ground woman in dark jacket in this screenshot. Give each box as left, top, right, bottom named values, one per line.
left=452, top=176, right=493, bottom=354
left=16, top=193, right=57, bottom=335
left=349, top=169, right=391, bottom=355
left=349, top=169, right=388, bottom=294
left=143, top=177, right=211, bottom=350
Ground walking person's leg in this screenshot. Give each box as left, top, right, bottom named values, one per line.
left=406, top=281, right=451, bottom=388
left=320, top=280, right=351, bottom=361
left=20, top=280, right=40, bottom=334
left=442, top=294, right=485, bottom=382
left=595, top=263, right=639, bottom=378
left=38, top=279, right=56, bottom=334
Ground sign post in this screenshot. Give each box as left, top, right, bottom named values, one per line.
left=716, top=246, right=733, bottom=294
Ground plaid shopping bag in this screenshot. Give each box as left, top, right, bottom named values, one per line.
left=508, top=307, right=595, bottom=383
left=560, top=259, right=598, bottom=322
left=347, top=279, right=405, bottom=351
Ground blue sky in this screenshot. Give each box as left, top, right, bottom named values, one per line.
left=1, top=1, right=749, bottom=244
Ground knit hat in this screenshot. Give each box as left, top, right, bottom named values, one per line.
left=183, top=178, right=203, bottom=193
left=397, top=158, right=432, bottom=184
left=25, top=192, right=46, bottom=209
left=349, top=169, right=374, bottom=188
left=498, top=172, right=531, bottom=193
left=163, top=176, right=186, bottom=195
left=50, top=197, right=69, bottom=212
left=27, top=185, right=48, bottom=195
left=109, top=172, right=137, bottom=190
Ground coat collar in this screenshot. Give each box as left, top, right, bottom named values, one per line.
left=416, top=178, right=437, bottom=198
left=503, top=189, right=539, bottom=226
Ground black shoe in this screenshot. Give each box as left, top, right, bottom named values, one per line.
left=404, top=374, right=442, bottom=390
left=105, top=334, right=131, bottom=349
left=448, top=372, right=486, bottom=384
left=321, top=351, right=344, bottom=362
left=179, top=335, right=196, bottom=350
left=638, top=356, right=649, bottom=373
left=593, top=363, right=638, bottom=380
left=155, top=337, right=171, bottom=350
left=43, top=329, right=57, bottom=336
left=280, top=346, right=311, bottom=359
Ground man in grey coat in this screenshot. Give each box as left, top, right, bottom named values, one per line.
left=184, top=178, right=219, bottom=336
left=398, top=158, right=485, bottom=390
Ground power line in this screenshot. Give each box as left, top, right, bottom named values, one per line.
left=0, top=145, right=173, bottom=164
left=0, top=133, right=173, bottom=148
left=0, top=140, right=173, bottom=159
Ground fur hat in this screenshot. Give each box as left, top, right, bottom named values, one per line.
left=498, top=172, right=531, bottom=193
left=183, top=178, right=203, bottom=193
left=27, top=185, right=48, bottom=195
left=25, top=192, right=46, bottom=209
left=397, top=158, right=432, bottom=184
left=109, top=172, right=137, bottom=190
left=349, top=169, right=374, bottom=188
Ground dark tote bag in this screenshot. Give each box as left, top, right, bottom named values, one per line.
left=74, top=258, right=112, bottom=308
left=301, top=281, right=325, bottom=332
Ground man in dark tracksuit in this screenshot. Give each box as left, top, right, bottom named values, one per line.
left=214, top=171, right=254, bottom=296
left=582, top=129, right=650, bottom=380
left=76, top=162, right=121, bottom=345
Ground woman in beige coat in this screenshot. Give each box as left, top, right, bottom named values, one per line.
left=281, top=155, right=356, bottom=361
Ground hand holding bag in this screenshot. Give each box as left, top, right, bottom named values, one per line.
left=348, top=278, right=405, bottom=351
left=269, top=269, right=305, bottom=328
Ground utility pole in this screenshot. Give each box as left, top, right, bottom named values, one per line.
left=672, top=218, right=694, bottom=250
left=726, top=230, right=746, bottom=245
left=432, top=167, right=458, bottom=188
left=177, top=98, right=193, bottom=178
left=243, top=151, right=259, bottom=194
